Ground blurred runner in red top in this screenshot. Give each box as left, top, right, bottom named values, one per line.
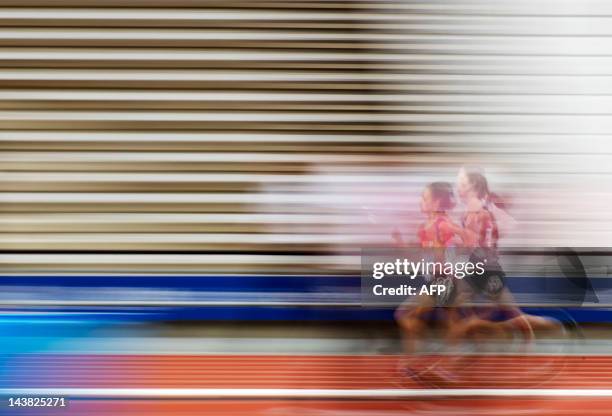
left=456, top=168, right=506, bottom=298
left=394, top=182, right=463, bottom=376
left=449, top=167, right=561, bottom=350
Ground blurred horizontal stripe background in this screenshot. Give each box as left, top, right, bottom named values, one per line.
left=1, top=0, right=612, bottom=275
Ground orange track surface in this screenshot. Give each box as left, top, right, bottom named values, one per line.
left=11, top=354, right=612, bottom=415
left=14, top=354, right=612, bottom=389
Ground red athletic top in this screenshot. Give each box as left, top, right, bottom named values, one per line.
left=461, top=206, right=499, bottom=249
left=417, top=215, right=455, bottom=248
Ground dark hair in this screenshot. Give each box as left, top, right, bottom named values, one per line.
left=426, top=181, right=456, bottom=211
left=463, top=169, right=508, bottom=209
left=464, top=171, right=490, bottom=200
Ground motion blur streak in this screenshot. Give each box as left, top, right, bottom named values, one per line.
left=11, top=400, right=612, bottom=416
left=5, top=355, right=612, bottom=389
left=1, top=1, right=612, bottom=416
left=1, top=0, right=611, bottom=273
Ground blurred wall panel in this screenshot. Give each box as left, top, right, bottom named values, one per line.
left=0, top=1, right=611, bottom=274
